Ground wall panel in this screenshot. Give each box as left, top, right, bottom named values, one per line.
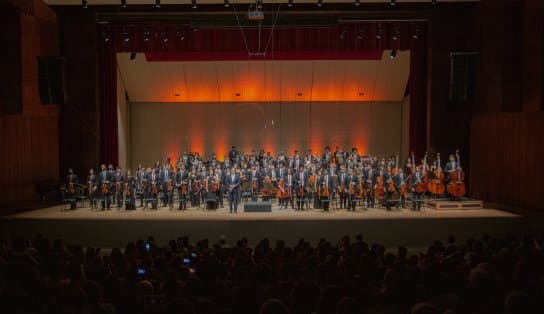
left=130, top=101, right=405, bottom=166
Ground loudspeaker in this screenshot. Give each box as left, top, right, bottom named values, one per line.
left=449, top=52, right=477, bottom=103
left=244, top=201, right=272, bottom=212
left=38, top=56, right=65, bottom=105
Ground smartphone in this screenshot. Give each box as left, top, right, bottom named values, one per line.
left=191, top=252, right=198, bottom=258
left=137, top=268, right=146, bottom=275
left=145, top=243, right=151, bottom=252
left=183, top=258, right=190, bottom=265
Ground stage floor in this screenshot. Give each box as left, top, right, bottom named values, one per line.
left=1, top=203, right=524, bottom=248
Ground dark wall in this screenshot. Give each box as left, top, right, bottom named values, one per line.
left=0, top=0, right=60, bottom=210
left=469, top=0, right=544, bottom=212
left=56, top=8, right=101, bottom=178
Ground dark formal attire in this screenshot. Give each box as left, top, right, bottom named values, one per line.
left=225, top=173, right=240, bottom=213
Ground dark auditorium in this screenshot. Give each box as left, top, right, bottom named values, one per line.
left=0, top=0, right=543, bottom=314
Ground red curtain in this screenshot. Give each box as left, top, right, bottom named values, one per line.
left=98, top=22, right=427, bottom=164
left=409, top=24, right=428, bottom=159
left=99, top=35, right=118, bottom=165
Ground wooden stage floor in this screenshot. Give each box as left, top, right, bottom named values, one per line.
left=1, top=203, right=524, bottom=248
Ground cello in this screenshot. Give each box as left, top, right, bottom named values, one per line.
left=428, top=153, right=445, bottom=195
left=446, top=150, right=466, bottom=198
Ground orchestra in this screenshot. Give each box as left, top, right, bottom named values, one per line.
left=62, top=146, right=467, bottom=213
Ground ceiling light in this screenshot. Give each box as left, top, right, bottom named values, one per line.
left=390, top=49, right=397, bottom=59
left=155, top=0, right=161, bottom=8
left=120, top=0, right=127, bottom=9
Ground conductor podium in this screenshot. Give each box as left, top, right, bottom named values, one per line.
left=244, top=201, right=272, bottom=213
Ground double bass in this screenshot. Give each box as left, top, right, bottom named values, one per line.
left=446, top=150, right=466, bottom=197
left=428, top=153, right=445, bottom=195
left=374, top=174, right=385, bottom=198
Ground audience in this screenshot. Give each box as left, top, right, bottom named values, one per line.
left=0, top=232, right=542, bottom=314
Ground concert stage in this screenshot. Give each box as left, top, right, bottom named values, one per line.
left=0, top=203, right=524, bottom=249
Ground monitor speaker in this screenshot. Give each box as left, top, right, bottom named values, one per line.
left=38, top=56, right=65, bottom=105
left=449, top=52, right=477, bottom=103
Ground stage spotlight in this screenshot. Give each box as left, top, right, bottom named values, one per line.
left=192, top=0, right=197, bottom=9
left=177, top=30, right=185, bottom=41
left=120, top=0, right=127, bottom=8
left=143, top=28, right=150, bottom=42
left=257, top=0, right=263, bottom=9
left=357, top=30, right=365, bottom=40
left=354, top=0, right=360, bottom=6
left=288, top=0, right=293, bottom=7
left=392, top=27, right=400, bottom=41
left=412, top=25, right=420, bottom=39
left=376, top=23, right=383, bottom=40
left=224, top=0, right=230, bottom=7
left=317, top=0, right=323, bottom=7
left=390, top=0, right=396, bottom=6
left=82, top=0, right=88, bottom=9
left=390, top=49, right=397, bottom=59
left=160, top=31, right=168, bottom=43
left=122, top=30, right=130, bottom=42
left=155, top=0, right=161, bottom=8
left=339, top=28, right=348, bottom=39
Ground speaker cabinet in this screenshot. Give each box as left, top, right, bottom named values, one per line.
left=38, top=56, right=65, bottom=105
left=449, top=52, right=477, bottom=104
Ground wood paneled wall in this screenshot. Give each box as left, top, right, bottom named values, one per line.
left=0, top=0, right=59, bottom=210
left=56, top=8, right=100, bottom=178
left=469, top=0, right=544, bottom=212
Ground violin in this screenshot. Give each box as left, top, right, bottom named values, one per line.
left=374, top=175, right=385, bottom=198
left=102, top=182, right=109, bottom=194
left=68, top=182, right=75, bottom=194
left=446, top=149, right=466, bottom=197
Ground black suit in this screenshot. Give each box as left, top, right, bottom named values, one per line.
left=225, top=173, right=240, bottom=213
left=294, top=171, right=308, bottom=210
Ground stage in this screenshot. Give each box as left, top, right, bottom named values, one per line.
left=0, top=202, right=524, bottom=249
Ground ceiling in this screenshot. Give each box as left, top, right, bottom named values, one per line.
left=117, top=50, right=410, bottom=103
left=47, top=0, right=478, bottom=5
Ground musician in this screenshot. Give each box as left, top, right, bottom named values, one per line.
left=384, top=168, right=397, bottom=211
left=229, top=146, right=238, bottom=165
left=249, top=165, right=261, bottom=200
left=146, top=167, right=159, bottom=209
left=189, top=169, right=201, bottom=207
left=98, top=164, right=111, bottom=210
left=136, top=165, right=146, bottom=208
left=225, top=168, right=240, bottom=213
left=319, top=171, right=332, bottom=211
left=64, top=168, right=78, bottom=209
left=161, top=164, right=175, bottom=208
left=114, top=167, right=124, bottom=208
left=176, top=165, right=189, bottom=210
left=338, top=167, right=349, bottom=209
left=211, top=164, right=225, bottom=208
left=86, top=169, right=97, bottom=209
left=124, top=170, right=136, bottom=210
left=393, top=168, right=408, bottom=209
left=444, top=154, right=459, bottom=183
left=346, top=168, right=359, bottom=211
left=284, top=168, right=295, bottom=209
left=411, top=166, right=425, bottom=211
left=294, top=165, right=307, bottom=211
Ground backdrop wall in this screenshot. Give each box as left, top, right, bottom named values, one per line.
left=129, top=101, right=406, bottom=167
